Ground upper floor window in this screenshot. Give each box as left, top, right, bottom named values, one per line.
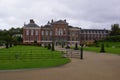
left=58, top=28, right=63, bottom=35
left=72, top=32, right=74, bottom=36
left=31, top=30, right=34, bottom=35
left=41, top=31, right=44, bottom=35
left=50, top=31, right=52, bottom=36
left=46, top=31, right=48, bottom=36
left=26, top=30, right=29, bottom=35
left=56, top=28, right=58, bottom=35
left=35, top=30, right=38, bottom=36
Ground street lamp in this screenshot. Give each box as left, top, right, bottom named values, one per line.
left=80, top=43, right=83, bottom=60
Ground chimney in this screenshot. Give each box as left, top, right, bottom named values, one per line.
left=51, top=19, right=54, bottom=23
left=24, top=22, right=26, bottom=26
left=47, top=21, right=50, bottom=25
left=64, top=19, right=66, bottom=22
left=30, top=19, right=34, bottom=23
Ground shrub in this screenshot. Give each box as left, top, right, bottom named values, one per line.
left=47, top=43, right=51, bottom=49
left=65, top=45, right=70, bottom=49
left=105, top=35, right=120, bottom=42
left=100, top=43, right=105, bottom=53
left=94, top=40, right=100, bottom=47
left=74, top=43, right=78, bottom=50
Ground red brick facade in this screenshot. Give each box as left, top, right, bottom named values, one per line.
left=23, top=19, right=41, bottom=44
left=23, top=19, right=110, bottom=45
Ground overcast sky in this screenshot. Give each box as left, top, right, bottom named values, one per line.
left=0, top=0, right=120, bottom=30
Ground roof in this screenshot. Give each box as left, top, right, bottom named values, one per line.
left=24, top=19, right=39, bottom=27
left=52, top=20, right=68, bottom=24
left=81, top=29, right=108, bottom=31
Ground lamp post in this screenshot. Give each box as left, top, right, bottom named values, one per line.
left=80, top=43, right=83, bottom=60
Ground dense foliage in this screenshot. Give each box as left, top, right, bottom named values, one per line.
left=0, top=27, right=22, bottom=48
left=105, top=35, right=120, bottom=42
left=110, top=24, right=120, bottom=36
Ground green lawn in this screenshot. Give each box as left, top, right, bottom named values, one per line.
left=0, top=45, right=70, bottom=70
left=96, top=42, right=120, bottom=48
left=85, top=41, right=120, bottom=55
left=70, top=42, right=120, bottom=55
left=84, top=47, right=120, bottom=55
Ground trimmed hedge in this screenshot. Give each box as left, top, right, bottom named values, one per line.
left=105, top=35, right=120, bottom=42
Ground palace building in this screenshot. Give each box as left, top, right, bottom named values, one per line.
left=23, top=19, right=109, bottom=45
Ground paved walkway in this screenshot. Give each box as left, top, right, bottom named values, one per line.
left=0, top=48, right=120, bottom=80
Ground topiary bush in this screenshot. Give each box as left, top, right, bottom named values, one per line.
left=47, top=43, right=51, bottom=49
left=74, top=43, right=78, bottom=50
left=100, top=43, right=105, bottom=53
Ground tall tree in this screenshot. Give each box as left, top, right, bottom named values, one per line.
left=110, top=24, right=120, bottom=36
left=51, top=42, right=55, bottom=51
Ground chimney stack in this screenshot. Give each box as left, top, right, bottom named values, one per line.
left=30, top=19, right=34, bottom=23
left=64, top=19, right=66, bottom=22
left=51, top=19, right=54, bottom=23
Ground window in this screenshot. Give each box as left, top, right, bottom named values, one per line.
left=56, top=28, right=58, bottom=35
left=26, top=30, right=29, bottom=35
left=58, top=29, right=60, bottom=35
left=50, top=31, right=52, bottom=35
left=72, top=32, right=74, bottom=36
left=46, top=31, right=48, bottom=35
left=31, top=30, right=34, bottom=35
left=60, top=28, right=63, bottom=35
left=42, top=31, right=44, bottom=35
left=35, top=31, right=38, bottom=36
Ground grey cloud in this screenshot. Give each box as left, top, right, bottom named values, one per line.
left=0, top=0, right=120, bottom=30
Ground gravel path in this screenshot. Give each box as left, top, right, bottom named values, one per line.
left=0, top=50, right=120, bottom=80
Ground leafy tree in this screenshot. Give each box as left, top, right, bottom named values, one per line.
left=0, top=27, right=23, bottom=48
left=51, top=42, right=55, bottom=51
left=110, top=24, right=120, bottom=36
left=94, top=40, right=100, bottom=47
left=105, top=35, right=120, bottom=42
left=3, top=34, right=12, bottom=48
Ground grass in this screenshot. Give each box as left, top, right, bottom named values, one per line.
left=0, top=45, right=70, bottom=70
left=70, top=42, right=120, bottom=55
left=84, top=47, right=120, bottom=55
left=96, top=41, right=120, bottom=48
left=84, top=41, right=120, bottom=55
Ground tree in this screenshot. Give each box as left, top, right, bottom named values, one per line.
left=0, top=27, right=23, bottom=48
left=51, top=42, right=55, bottom=51
left=110, top=24, right=120, bottom=36
left=94, top=40, right=100, bottom=47
left=47, top=43, right=51, bottom=49
left=4, top=34, right=13, bottom=48
left=62, top=42, right=64, bottom=48
left=105, top=35, right=120, bottom=42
